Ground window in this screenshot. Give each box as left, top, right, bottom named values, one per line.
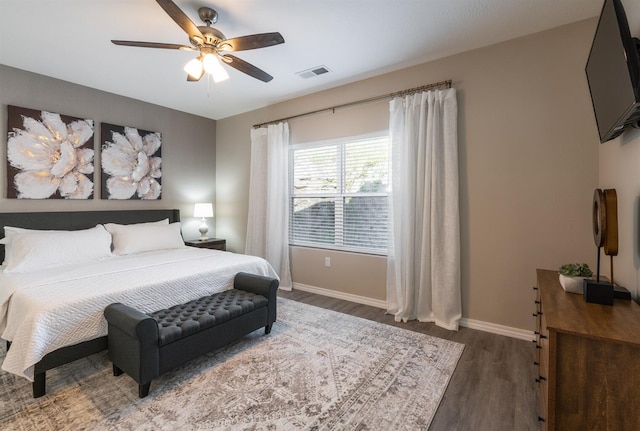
left=289, top=134, right=389, bottom=254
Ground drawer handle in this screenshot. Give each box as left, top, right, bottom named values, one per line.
left=535, top=344, right=542, bottom=349
left=539, top=334, right=547, bottom=340
left=533, top=361, right=539, bottom=366
left=534, top=300, right=541, bottom=304
left=533, top=286, right=538, bottom=291
left=535, top=376, right=546, bottom=383
left=532, top=311, right=543, bottom=316
left=538, top=416, right=546, bottom=422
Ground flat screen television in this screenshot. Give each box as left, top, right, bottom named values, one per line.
left=585, top=0, right=640, bottom=143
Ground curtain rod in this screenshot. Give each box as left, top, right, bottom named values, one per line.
left=252, top=79, right=452, bottom=129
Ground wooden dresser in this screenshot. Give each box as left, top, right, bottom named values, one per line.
left=535, top=269, right=640, bottom=430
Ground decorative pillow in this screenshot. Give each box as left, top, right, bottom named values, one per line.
left=3, top=225, right=113, bottom=274
left=108, top=222, right=185, bottom=256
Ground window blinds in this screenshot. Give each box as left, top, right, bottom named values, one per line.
left=289, top=135, right=389, bottom=254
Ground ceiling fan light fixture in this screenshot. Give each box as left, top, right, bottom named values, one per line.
left=217, top=41, right=233, bottom=52
left=202, top=53, right=229, bottom=82
left=184, top=57, right=204, bottom=79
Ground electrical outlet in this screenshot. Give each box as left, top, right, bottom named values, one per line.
left=324, top=257, right=331, bottom=267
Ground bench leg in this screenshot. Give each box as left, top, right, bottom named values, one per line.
left=139, top=382, right=151, bottom=398
left=113, top=364, right=123, bottom=376
left=33, top=372, right=46, bottom=398
left=265, top=324, right=272, bottom=335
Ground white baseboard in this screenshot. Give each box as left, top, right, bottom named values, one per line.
left=459, top=318, right=534, bottom=341
left=291, top=282, right=535, bottom=341
left=292, top=282, right=387, bottom=309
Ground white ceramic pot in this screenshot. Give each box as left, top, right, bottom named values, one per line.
left=558, top=274, right=589, bottom=294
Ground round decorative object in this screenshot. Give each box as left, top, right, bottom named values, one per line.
left=591, top=188, right=619, bottom=284
left=592, top=189, right=606, bottom=248
left=603, top=189, right=618, bottom=256
left=592, top=188, right=618, bottom=256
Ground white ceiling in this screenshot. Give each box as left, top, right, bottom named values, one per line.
left=0, top=0, right=602, bottom=120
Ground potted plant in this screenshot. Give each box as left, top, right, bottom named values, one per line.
left=558, top=263, right=593, bottom=294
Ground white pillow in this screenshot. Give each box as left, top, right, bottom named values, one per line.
left=102, top=218, right=169, bottom=236
left=3, top=225, right=112, bottom=274
left=108, top=222, right=185, bottom=256
left=1, top=226, right=59, bottom=265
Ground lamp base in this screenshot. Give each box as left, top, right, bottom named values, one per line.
left=198, top=219, right=209, bottom=241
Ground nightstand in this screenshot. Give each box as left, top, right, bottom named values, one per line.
left=184, top=238, right=226, bottom=251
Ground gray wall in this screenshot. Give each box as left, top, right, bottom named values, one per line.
left=217, top=18, right=600, bottom=331
left=0, top=65, right=217, bottom=239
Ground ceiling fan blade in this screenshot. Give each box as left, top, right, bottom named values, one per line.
left=218, top=32, right=285, bottom=52
left=111, top=40, right=194, bottom=50
left=156, top=0, right=204, bottom=42
left=187, top=70, right=205, bottom=82
left=221, top=54, right=273, bottom=82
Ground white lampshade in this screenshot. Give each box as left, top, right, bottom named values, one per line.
left=193, top=203, right=213, bottom=218
left=202, top=54, right=229, bottom=83
left=184, top=58, right=204, bottom=80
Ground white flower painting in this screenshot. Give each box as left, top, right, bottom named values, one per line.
left=6, top=106, right=95, bottom=199
left=101, top=123, right=162, bottom=200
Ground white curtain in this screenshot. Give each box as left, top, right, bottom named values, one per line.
left=245, top=122, right=292, bottom=289
left=386, top=88, right=461, bottom=330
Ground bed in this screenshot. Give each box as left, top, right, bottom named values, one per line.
left=0, top=209, right=277, bottom=397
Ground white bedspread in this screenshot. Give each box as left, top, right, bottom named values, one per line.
left=0, top=247, right=277, bottom=380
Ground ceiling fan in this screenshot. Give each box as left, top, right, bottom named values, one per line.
left=111, top=0, right=284, bottom=83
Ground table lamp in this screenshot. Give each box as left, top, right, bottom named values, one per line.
left=193, top=203, right=213, bottom=240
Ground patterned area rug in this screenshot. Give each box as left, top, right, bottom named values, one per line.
left=0, top=298, right=464, bottom=430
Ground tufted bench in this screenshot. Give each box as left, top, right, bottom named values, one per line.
left=103, top=272, right=278, bottom=398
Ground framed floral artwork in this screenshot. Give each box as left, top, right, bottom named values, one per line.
left=6, top=105, right=95, bottom=199
left=101, top=123, right=162, bottom=200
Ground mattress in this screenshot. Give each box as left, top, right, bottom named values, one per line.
left=0, top=247, right=277, bottom=380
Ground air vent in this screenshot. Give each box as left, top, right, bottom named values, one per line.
left=296, top=65, right=331, bottom=79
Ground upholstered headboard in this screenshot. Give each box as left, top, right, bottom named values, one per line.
left=0, top=209, right=180, bottom=263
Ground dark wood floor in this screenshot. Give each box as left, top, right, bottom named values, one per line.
left=279, top=289, right=540, bottom=431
